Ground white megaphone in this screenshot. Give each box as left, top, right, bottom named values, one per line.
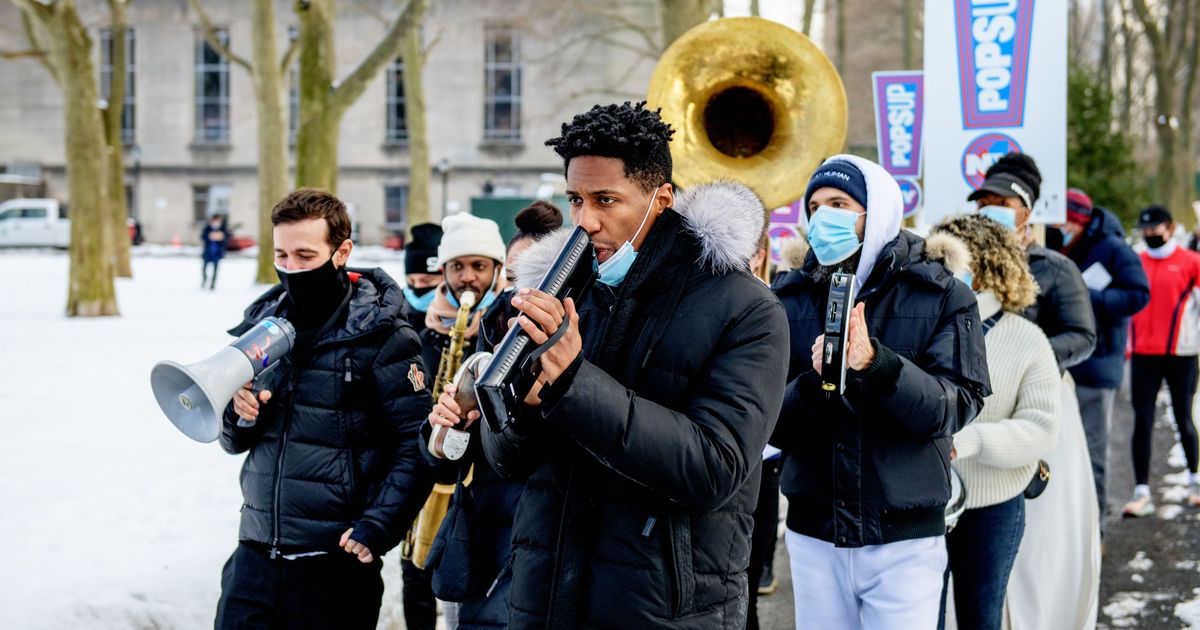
left=151, top=317, right=296, bottom=443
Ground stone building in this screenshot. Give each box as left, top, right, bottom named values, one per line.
left=0, top=0, right=660, bottom=245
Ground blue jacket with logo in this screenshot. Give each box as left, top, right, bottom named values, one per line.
left=1065, top=207, right=1150, bottom=388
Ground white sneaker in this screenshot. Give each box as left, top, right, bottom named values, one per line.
left=1189, top=482, right=1200, bottom=508
left=1123, top=493, right=1156, bottom=518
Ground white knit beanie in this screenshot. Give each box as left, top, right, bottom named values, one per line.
left=437, top=213, right=506, bottom=266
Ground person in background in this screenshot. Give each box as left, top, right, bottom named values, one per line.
left=931, top=214, right=1060, bottom=630
left=418, top=201, right=563, bottom=630
left=402, top=223, right=444, bottom=333
left=1124, top=205, right=1200, bottom=516
left=971, top=156, right=1102, bottom=630
left=1049, top=188, right=1149, bottom=530
left=201, top=213, right=229, bottom=290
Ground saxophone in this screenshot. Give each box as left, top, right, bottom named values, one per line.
left=403, top=290, right=476, bottom=569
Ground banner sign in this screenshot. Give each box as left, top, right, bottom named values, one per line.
left=872, top=71, right=924, bottom=178
left=898, top=178, right=922, bottom=218
left=923, top=0, right=1066, bottom=226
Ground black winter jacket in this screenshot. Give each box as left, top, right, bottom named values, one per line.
left=1064, top=208, right=1150, bottom=388
left=771, top=231, right=991, bottom=547
left=419, top=290, right=522, bottom=630
left=481, top=184, right=789, bottom=630
left=220, top=268, right=433, bottom=557
left=1023, top=244, right=1097, bottom=370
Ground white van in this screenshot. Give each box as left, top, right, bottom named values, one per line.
left=0, top=198, right=69, bottom=248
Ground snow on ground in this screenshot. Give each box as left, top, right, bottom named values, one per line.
left=0, top=251, right=411, bottom=629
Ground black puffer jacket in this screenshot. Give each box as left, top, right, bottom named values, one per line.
left=771, top=231, right=991, bottom=547
left=220, top=268, right=433, bottom=556
left=482, top=183, right=789, bottom=629
left=1023, top=244, right=1097, bottom=370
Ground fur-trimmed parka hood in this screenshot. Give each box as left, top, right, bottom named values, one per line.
left=923, top=232, right=971, bottom=276
left=513, top=181, right=765, bottom=288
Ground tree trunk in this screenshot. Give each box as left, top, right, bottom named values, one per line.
left=836, top=0, right=846, bottom=76
left=104, top=0, right=131, bottom=278
left=294, top=0, right=339, bottom=192
left=902, top=0, right=916, bottom=69
left=802, top=0, right=817, bottom=37
left=749, top=0, right=759, bottom=17
left=658, top=0, right=717, bottom=48
left=13, top=0, right=119, bottom=316
left=250, top=0, right=288, bottom=283
left=1119, top=0, right=1134, bottom=131
left=294, top=0, right=423, bottom=195
left=402, top=1, right=431, bottom=230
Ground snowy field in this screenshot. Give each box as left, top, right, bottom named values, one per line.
left=0, top=250, right=420, bottom=629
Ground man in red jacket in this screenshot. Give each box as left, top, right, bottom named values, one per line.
left=1125, top=205, right=1200, bottom=516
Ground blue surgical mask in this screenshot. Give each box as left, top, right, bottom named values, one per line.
left=403, top=285, right=437, bottom=312
left=447, top=286, right=498, bottom=311
left=1057, top=227, right=1075, bottom=247
left=978, top=205, right=1017, bottom=230
left=806, top=205, right=863, bottom=265
left=957, top=270, right=974, bottom=290
left=598, top=185, right=660, bottom=286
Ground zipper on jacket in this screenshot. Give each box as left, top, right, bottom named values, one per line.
left=270, top=372, right=298, bottom=559
left=344, top=357, right=352, bottom=383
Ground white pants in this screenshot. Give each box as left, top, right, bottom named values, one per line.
left=786, top=529, right=947, bottom=630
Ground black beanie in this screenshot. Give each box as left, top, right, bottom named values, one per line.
left=804, top=160, right=869, bottom=212
left=405, top=223, right=443, bottom=274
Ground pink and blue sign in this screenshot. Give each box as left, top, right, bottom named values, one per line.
left=897, top=179, right=922, bottom=218
left=872, top=71, right=924, bottom=178
left=961, top=132, right=1023, bottom=189
left=954, top=0, right=1035, bottom=129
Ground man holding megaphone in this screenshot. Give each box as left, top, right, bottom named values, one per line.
left=213, top=189, right=433, bottom=630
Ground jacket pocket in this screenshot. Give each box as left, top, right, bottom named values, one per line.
left=666, top=513, right=695, bottom=618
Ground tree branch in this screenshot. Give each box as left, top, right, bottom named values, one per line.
left=0, top=49, right=45, bottom=60
left=12, top=2, right=59, bottom=84
left=329, top=0, right=421, bottom=112
left=571, top=0, right=661, bottom=54
left=279, top=36, right=299, bottom=75
left=189, top=0, right=253, bottom=72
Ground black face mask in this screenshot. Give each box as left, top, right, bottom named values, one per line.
left=1145, top=234, right=1167, bottom=249
left=408, top=285, right=436, bottom=297
left=276, top=256, right=348, bottom=313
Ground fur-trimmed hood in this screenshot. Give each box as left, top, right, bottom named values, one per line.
left=513, top=181, right=765, bottom=288
left=923, top=232, right=971, bottom=276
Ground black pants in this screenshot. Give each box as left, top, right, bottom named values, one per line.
left=214, top=542, right=383, bottom=630
left=1131, top=354, right=1200, bottom=485
left=203, top=260, right=220, bottom=289
left=745, top=457, right=781, bottom=630
left=401, top=558, right=437, bottom=630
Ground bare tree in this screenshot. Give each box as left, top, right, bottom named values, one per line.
left=1132, top=0, right=1200, bottom=219
left=192, top=0, right=297, bottom=284
left=401, top=0, right=432, bottom=230
left=102, top=0, right=132, bottom=278
left=802, top=0, right=818, bottom=37
left=293, top=0, right=423, bottom=193
left=658, top=0, right=721, bottom=48
left=11, top=0, right=118, bottom=316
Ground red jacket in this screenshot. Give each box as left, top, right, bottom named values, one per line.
left=1131, top=244, right=1200, bottom=356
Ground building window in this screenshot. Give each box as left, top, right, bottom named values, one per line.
left=288, top=26, right=299, bottom=143
left=386, top=58, right=408, bottom=144
left=194, top=29, right=230, bottom=143
left=193, top=184, right=232, bottom=221
left=384, top=185, right=409, bottom=228
left=100, top=28, right=136, bottom=145
left=483, top=25, right=521, bottom=142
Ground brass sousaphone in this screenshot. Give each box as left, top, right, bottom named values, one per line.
left=646, top=17, right=848, bottom=211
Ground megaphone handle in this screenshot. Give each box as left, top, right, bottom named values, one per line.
left=236, top=362, right=281, bottom=428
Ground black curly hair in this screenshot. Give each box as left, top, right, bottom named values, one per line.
left=545, top=101, right=675, bottom=192
left=984, top=152, right=1043, bottom=205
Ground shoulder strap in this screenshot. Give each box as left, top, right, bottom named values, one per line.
left=981, top=311, right=1003, bottom=336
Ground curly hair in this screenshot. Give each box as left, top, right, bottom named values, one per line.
left=932, top=214, right=1039, bottom=312
left=545, top=101, right=675, bottom=192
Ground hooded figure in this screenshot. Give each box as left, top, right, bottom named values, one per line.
left=771, top=155, right=991, bottom=629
